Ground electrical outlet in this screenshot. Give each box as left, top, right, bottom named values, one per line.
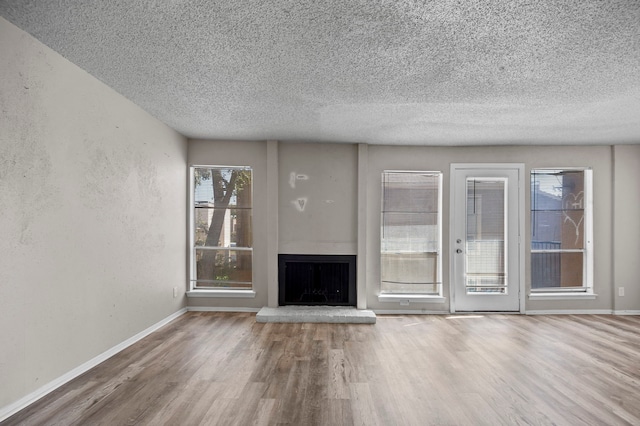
left=619, top=287, right=625, bottom=297
left=173, top=287, right=178, bottom=298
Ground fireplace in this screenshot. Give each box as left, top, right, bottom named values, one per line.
left=278, top=254, right=356, bottom=306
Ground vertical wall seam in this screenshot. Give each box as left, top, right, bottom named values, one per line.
left=357, top=143, right=368, bottom=310
left=266, top=140, right=279, bottom=307
left=611, top=145, right=616, bottom=311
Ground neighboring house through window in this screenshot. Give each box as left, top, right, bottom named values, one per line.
left=530, top=168, right=593, bottom=293
left=190, top=166, right=253, bottom=290
left=381, top=171, right=442, bottom=296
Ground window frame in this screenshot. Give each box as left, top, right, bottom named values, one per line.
left=188, top=165, right=254, bottom=295
left=529, top=167, right=594, bottom=297
left=379, top=170, right=444, bottom=300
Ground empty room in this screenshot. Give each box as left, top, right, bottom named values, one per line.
left=1, top=1, right=639, bottom=425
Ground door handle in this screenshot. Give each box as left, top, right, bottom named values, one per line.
left=456, top=249, right=463, bottom=254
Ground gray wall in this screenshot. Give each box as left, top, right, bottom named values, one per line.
left=278, top=142, right=357, bottom=255
left=366, top=145, right=614, bottom=312
left=613, top=145, right=640, bottom=312
left=0, top=18, right=187, bottom=410
left=186, top=142, right=636, bottom=314
left=187, top=140, right=270, bottom=309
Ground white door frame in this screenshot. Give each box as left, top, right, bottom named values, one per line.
left=449, top=163, right=525, bottom=313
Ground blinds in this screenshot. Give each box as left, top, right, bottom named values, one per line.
left=381, top=171, right=441, bottom=292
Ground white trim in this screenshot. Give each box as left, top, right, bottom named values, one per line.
left=380, top=170, right=444, bottom=298
left=189, top=166, right=195, bottom=289
left=612, top=310, right=640, bottom=315
left=374, top=309, right=450, bottom=315
left=186, top=290, right=256, bottom=298
left=0, top=308, right=188, bottom=423
left=450, top=163, right=525, bottom=313
left=187, top=306, right=260, bottom=313
left=378, top=294, right=446, bottom=304
left=585, top=169, right=594, bottom=292
left=526, top=309, right=612, bottom=315
left=528, top=293, right=597, bottom=300
left=195, top=246, right=253, bottom=251
left=530, top=167, right=593, bottom=293
left=189, top=166, right=255, bottom=293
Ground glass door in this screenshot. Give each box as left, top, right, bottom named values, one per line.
left=451, top=165, right=523, bottom=312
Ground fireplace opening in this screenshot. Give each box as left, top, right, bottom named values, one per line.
left=278, top=254, right=356, bottom=306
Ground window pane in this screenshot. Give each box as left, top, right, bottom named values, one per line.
left=381, top=212, right=439, bottom=253
left=531, top=252, right=583, bottom=289
left=194, top=249, right=252, bottom=287
left=466, top=179, right=506, bottom=292
left=381, top=252, right=438, bottom=286
left=531, top=211, right=584, bottom=250
left=381, top=171, right=442, bottom=294
left=531, top=170, right=585, bottom=250
left=381, top=282, right=440, bottom=295
left=191, top=166, right=253, bottom=291
left=194, top=208, right=252, bottom=247
left=383, top=172, right=439, bottom=213
left=194, top=167, right=252, bottom=208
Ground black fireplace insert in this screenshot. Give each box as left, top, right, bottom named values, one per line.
left=278, top=254, right=356, bottom=306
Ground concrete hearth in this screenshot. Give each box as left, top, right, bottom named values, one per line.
left=256, top=306, right=376, bottom=324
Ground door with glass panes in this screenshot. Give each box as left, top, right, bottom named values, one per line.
left=451, top=164, right=523, bottom=312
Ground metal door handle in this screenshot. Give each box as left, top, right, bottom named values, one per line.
left=456, top=249, right=463, bottom=253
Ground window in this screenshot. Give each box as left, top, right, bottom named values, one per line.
left=530, top=168, right=593, bottom=293
left=465, top=178, right=507, bottom=293
left=190, top=166, right=252, bottom=290
left=381, top=171, right=442, bottom=295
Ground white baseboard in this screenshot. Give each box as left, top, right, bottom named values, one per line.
left=187, top=306, right=260, bottom=313
left=613, top=310, right=640, bottom=315
left=526, top=309, right=613, bottom=315
left=0, top=308, right=188, bottom=423
left=373, top=309, right=449, bottom=315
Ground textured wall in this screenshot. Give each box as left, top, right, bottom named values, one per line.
left=613, top=145, right=640, bottom=312
left=0, top=18, right=187, bottom=410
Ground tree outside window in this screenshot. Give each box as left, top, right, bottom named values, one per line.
left=191, top=166, right=252, bottom=289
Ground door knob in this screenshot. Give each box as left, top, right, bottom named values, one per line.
left=456, top=249, right=463, bottom=253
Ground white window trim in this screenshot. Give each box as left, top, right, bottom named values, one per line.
left=378, top=294, right=446, bottom=303
left=528, top=292, right=596, bottom=301
left=187, top=289, right=256, bottom=298
left=189, top=165, right=254, bottom=293
left=380, top=170, right=443, bottom=297
left=529, top=168, right=594, bottom=298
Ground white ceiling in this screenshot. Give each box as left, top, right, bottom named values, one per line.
left=2, top=1, right=640, bottom=145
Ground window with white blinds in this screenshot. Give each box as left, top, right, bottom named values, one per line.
left=381, top=171, right=442, bottom=295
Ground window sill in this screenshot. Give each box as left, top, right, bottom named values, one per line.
left=528, top=292, right=597, bottom=301
left=187, top=290, right=256, bottom=298
left=378, top=294, right=446, bottom=304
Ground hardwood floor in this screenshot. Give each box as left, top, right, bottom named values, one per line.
left=4, top=312, right=640, bottom=425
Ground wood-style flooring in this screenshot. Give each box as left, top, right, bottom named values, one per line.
left=3, top=312, right=640, bottom=425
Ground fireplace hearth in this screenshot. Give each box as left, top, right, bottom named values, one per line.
left=278, top=254, right=356, bottom=306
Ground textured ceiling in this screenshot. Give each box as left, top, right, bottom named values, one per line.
left=2, top=0, right=640, bottom=145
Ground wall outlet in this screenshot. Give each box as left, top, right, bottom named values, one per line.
left=173, top=287, right=178, bottom=298
left=618, top=287, right=625, bottom=297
